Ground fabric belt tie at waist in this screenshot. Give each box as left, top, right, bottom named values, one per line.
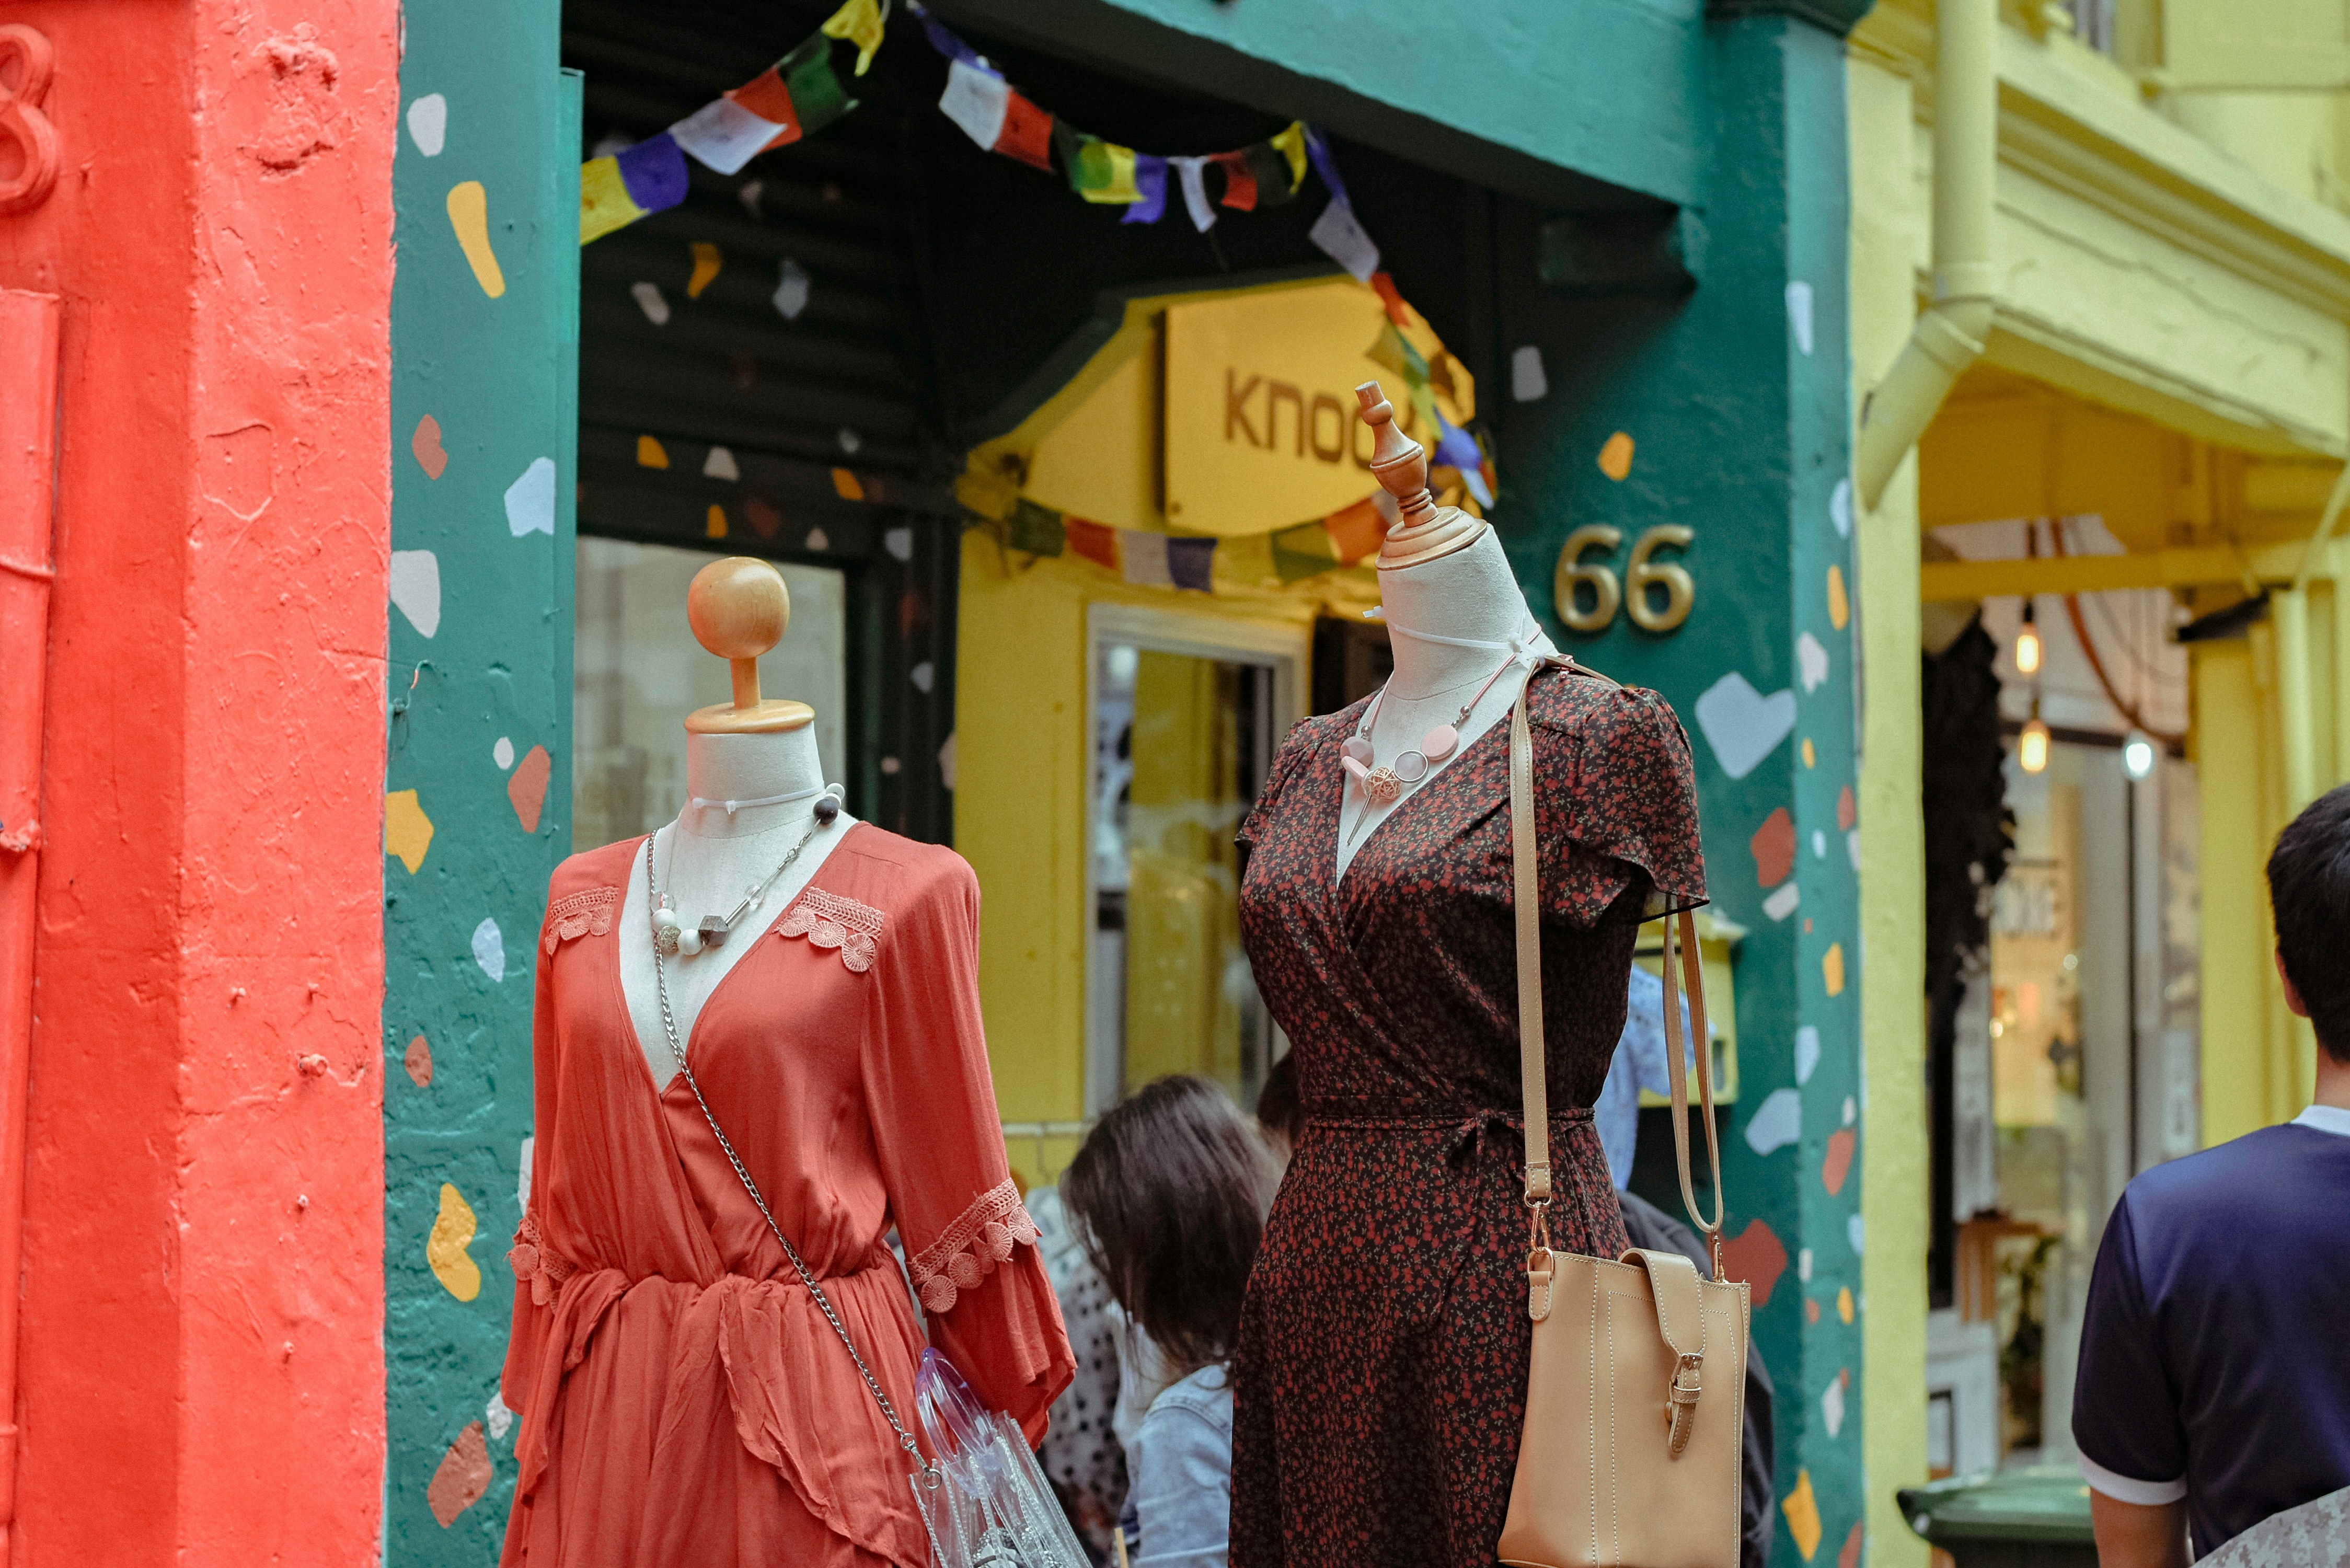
left=1303, top=1108, right=1594, bottom=1165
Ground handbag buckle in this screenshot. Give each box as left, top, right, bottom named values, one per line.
left=1665, top=1352, right=1703, bottom=1456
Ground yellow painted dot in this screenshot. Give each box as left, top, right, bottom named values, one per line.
left=1826, top=564, right=1850, bottom=631
left=1801, top=737, right=1816, bottom=768
left=1837, top=1286, right=1855, bottom=1324
left=444, top=181, right=506, bottom=299
left=636, top=435, right=669, bottom=469
left=1823, top=942, right=1846, bottom=997
left=1782, top=1469, right=1823, bottom=1562
left=384, top=789, right=434, bottom=874
left=686, top=241, right=723, bottom=299
left=427, top=1182, right=481, bottom=1302
left=705, top=504, right=728, bottom=539
left=1596, top=431, right=1634, bottom=481
left=831, top=466, right=865, bottom=502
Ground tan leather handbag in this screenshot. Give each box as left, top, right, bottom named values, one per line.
left=1496, top=676, right=1748, bottom=1568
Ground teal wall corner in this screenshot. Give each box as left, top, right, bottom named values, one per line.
left=385, top=9, right=579, bottom=1559
left=1495, top=10, right=1867, bottom=1561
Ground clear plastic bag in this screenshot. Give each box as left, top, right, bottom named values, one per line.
left=909, top=1348, right=1091, bottom=1568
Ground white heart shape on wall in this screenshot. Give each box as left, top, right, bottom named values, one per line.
left=1693, top=672, right=1797, bottom=780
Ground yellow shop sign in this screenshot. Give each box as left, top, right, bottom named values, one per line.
left=1162, top=278, right=1472, bottom=531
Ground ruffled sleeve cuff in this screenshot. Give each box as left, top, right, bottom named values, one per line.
left=909, top=1179, right=1042, bottom=1316
left=909, top=1181, right=1073, bottom=1443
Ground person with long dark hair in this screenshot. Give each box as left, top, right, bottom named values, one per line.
left=1063, top=1077, right=1281, bottom=1568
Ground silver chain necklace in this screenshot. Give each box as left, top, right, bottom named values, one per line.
left=637, top=833, right=940, bottom=1494
left=650, top=811, right=827, bottom=958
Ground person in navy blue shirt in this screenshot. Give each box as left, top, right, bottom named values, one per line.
left=2073, top=783, right=2350, bottom=1564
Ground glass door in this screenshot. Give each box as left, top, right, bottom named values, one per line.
left=1085, top=605, right=1304, bottom=1116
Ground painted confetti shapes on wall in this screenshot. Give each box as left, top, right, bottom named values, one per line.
left=426, top=1421, right=491, bottom=1526
left=407, top=94, right=447, bottom=157
left=427, top=1182, right=481, bottom=1301
left=404, top=1034, right=433, bottom=1088
left=509, top=744, right=551, bottom=833
left=389, top=550, right=442, bottom=638
left=1745, top=1087, right=1801, bottom=1155
left=1822, top=1127, right=1856, bottom=1195
left=1822, top=941, right=1846, bottom=997
left=504, top=457, right=557, bottom=536
left=1750, top=806, right=1795, bottom=887
left=445, top=181, right=506, bottom=298
left=1597, top=431, right=1634, bottom=481
left=1826, top=563, right=1850, bottom=630
left=1781, top=1470, right=1823, bottom=1561
left=686, top=241, right=723, bottom=298
left=1720, top=1218, right=1787, bottom=1307
left=385, top=790, right=434, bottom=873
left=473, top=918, right=505, bottom=983
left=1693, top=672, right=1796, bottom=781
left=410, top=414, right=449, bottom=479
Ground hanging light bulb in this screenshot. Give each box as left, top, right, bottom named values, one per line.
left=2122, top=730, right=2157, bottom=781
left=2019, top=703, right=2052, bottom=776
left=2014, top=599, right=2043, bottom=676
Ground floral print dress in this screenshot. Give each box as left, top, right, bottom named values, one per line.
left=1229, top=663, right=1707, bottom=1568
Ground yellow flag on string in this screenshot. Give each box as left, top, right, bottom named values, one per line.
left=821, top=0, right=887, bottom=75
left=1269, top=122, right=1309, bottom=191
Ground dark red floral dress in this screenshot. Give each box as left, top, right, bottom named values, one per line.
left=1230, top=662, right=1707, bottom=1568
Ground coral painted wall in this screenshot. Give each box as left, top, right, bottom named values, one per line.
left=0, top=0, right=397, bottom=1560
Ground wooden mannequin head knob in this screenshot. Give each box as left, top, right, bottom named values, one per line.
left=683, top=557, right=814, bottom=734
left=1357, top=382, right=1437, bottom=530
left=1358, top=379, right=1488, bottom=572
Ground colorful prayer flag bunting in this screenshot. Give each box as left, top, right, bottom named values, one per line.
left=1065, top=516, right=1119, bottom=569
left=819, top=0, right=887, bottom=76
left=580, top=133, right=690, bottom=243
left=938, top=59, right=1055, bottom=171
left=1056, top=124, right=1144, bottom=204
left=669, top=32, right=856, bottom=175
left=1123, top=155, right=1170, bottom=225
left=1008, top=499, right=1066, bottom=556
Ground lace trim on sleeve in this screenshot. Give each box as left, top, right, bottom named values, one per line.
left=776, top=886, right=884, bottom=972
left=908, top=1178, right=1042, bottom=1316
left=542, top=887, right=618, bottom=954
left=508, top=1212, right=577, bottom=1307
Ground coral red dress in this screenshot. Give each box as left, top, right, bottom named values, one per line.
left=1229, top=664, right=1707, bottom=1568
left=501, top=824, right=1074, bottom=1567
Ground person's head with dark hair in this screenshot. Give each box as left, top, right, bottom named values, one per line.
left=1061, top=1075, right=1279, bottom=1380
left=2269, top=782, right=2350, bottom=1064
left=1255, top=1051, right=1303, bottom=1161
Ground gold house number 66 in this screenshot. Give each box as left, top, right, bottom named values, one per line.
left=1553, top=524, right=1695, bottom=634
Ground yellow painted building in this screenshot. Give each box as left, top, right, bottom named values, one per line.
left=1849, top=0, right=2350, bottom=1556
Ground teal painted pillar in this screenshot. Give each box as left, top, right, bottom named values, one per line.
left=1499, top=9, right=1868, bottom=1563
left=384, top=4, right=578, bottom=1557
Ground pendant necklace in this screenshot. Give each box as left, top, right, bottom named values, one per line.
left=648, top=785, right=843, bottom=957
left=1341, top=649, right=1524, bottom=809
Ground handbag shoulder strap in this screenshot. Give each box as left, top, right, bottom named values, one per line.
left=1511, top=676, right=1726, bottom=1283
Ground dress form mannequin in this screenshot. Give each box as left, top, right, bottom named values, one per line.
left=615, top=558, right=859, bottom=1083
left=1335, top=383, right=1558, bottom=881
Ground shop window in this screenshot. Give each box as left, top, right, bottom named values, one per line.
left=1085, top=607, right=1301, bottom=1115
left=573, top=537, right=847, bottom=850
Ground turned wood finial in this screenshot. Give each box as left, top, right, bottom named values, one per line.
left=1357, top=382, right=1437, bottom=530
left=684, top=557, right=815, bottom=734
left=1358, top=379, right=1487, bottom=571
